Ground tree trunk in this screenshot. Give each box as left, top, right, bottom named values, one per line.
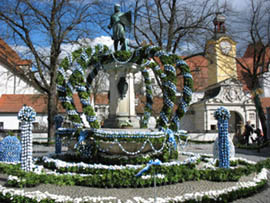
left=47, top=63, right=58, bottom=144
left=253, top=93, right=267, bottom=140
left=47, top=90, right=57, bottom=144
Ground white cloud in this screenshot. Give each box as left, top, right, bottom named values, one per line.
left=12, top=35, right=114, bottom=61
left=83, top=36, right=113, bottom=49
left=60, top=36, right=114, bottom=58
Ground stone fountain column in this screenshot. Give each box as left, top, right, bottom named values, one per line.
left=103, top=62, right=140, bottom=128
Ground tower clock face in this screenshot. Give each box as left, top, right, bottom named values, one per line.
left=219, top=40, right=232, bottom=55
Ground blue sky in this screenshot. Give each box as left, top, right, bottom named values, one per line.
left=4, top=0, right=253, bottom=59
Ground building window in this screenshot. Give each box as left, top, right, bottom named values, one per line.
left=210, top=124, right=216, bottom=130
left=249, top=113, right=255, bottom=120
left=32, top=122, right=39, bottom=130
left=0, top=122, right=4, bottom=129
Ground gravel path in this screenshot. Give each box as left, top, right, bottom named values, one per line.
left=8, top=173, right=253, bottom=202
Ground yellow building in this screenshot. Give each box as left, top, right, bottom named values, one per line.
left=181, top=13, right=258, bottom=141
left=206, top=36, right=237, bottom=86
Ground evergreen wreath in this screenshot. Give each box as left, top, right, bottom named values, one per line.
left=140, top=60, right=154, bottom=128
left=56, top=45, right=193, bottom=144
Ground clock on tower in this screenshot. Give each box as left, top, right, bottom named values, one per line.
left=206, top=36, right=237, bottom=86
left=219, top=40, right=232, bottom=55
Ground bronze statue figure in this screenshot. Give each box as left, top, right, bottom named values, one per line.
left=117, top=77, right=128, bottom=99
left=108, top=4, right=131, bottom=51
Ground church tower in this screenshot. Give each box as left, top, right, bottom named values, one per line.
left=206, top=12, right=237, bottom=86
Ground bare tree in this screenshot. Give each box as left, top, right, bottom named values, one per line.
left=0, top=0, right=96, bottom=143
left=133, top=0, right=220, bottom=53
left=232, top=0, right=270, bottom=139
left=91, top=0, right=221, bottom=54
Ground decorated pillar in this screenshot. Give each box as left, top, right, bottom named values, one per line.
left=54, top=115, right=64, bottom=154
left=18, top=105, right=36, bottom=171
left=103, top=62, right=140, bottom=128
left=214, top=106, right=230, bottom=168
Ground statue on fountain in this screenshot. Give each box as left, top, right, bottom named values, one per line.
left=56, top=3, right=193, bottom=161
left=108, top=3, right=131, bottom=51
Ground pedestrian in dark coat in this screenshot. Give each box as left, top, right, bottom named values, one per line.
left=244, top=121, right=253, bottom=145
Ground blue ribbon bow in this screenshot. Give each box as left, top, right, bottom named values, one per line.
left=135, top=159, right=161, bottom=177
left=74, top=130, right=88, bottom=149
left=167, top=128, right=177, bottom=150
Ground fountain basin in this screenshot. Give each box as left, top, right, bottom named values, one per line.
left=59, top=128, right=167, bottom=156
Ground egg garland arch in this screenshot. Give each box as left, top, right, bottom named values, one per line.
left=56, top=45, right=193, bottom=142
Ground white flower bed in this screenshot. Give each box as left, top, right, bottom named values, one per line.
left=1, top=169, right=268, bottom=202
left=0, top=184, right=117, bottom=202
left=41, top=152, right=200, bottom=172
left=198, top=153, right=257, bottom=165
left=133, top=168, right=269, bottom=203
left=141, top=174, right=165, bottom=180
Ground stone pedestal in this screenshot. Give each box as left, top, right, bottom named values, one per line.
left=103, top=62, right=140, bottom=128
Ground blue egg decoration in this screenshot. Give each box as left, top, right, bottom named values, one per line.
left=0, top=136, right=22, bottom=162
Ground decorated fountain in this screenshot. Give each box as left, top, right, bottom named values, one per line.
left=0, top=45, right=269, bottom=203
left=54, top=3, right=194, bottom=162
left=56, top=44, right=193, bottom=163
left=0, top=5, right=269, bottom=202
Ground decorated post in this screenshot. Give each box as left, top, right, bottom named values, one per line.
left=18, top=105, right=36, bottom=171
left=54, top=115, right=64, bottom=154
left=214, top=106, right=231, bottom=168
left=135, top=159, right=161, bottom=202
left=0, top=136, right=21, bottom=162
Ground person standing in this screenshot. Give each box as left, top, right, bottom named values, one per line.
left=244, top=121, right=253, bottom=145
left=234, top=121, right=245, bottom=144
left=254, top=128, right=263, bottom=145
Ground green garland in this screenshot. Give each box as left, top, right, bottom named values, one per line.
left=56, top=45, right=193, bottom=159
left=57, top=48, right=100, bottom=129
left=140, top=61, right=153, bottom=128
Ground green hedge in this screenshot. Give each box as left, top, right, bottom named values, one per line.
left=1, top=158, right=270, bottom=188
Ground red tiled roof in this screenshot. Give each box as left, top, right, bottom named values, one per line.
left=239, top=43, right=270, bottom=90
left=136, top=95, right=163, bottom=116
left=243, top=43, right=270, bottom=59
left=260, top=98, right=270, bottom=113
left=185, top=56, right=209, bottom=91
left=0, top=94, right=49, bottom=113
left=94, top=94, right=109, bottom=105
left=0, top=38, right=31, bottom=68
left=0, top=94, right=82, bottom=114
left=236, top=57, right=253, bottom=91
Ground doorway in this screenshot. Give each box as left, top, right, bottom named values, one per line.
left=229, top=111, right=243, bottom=133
